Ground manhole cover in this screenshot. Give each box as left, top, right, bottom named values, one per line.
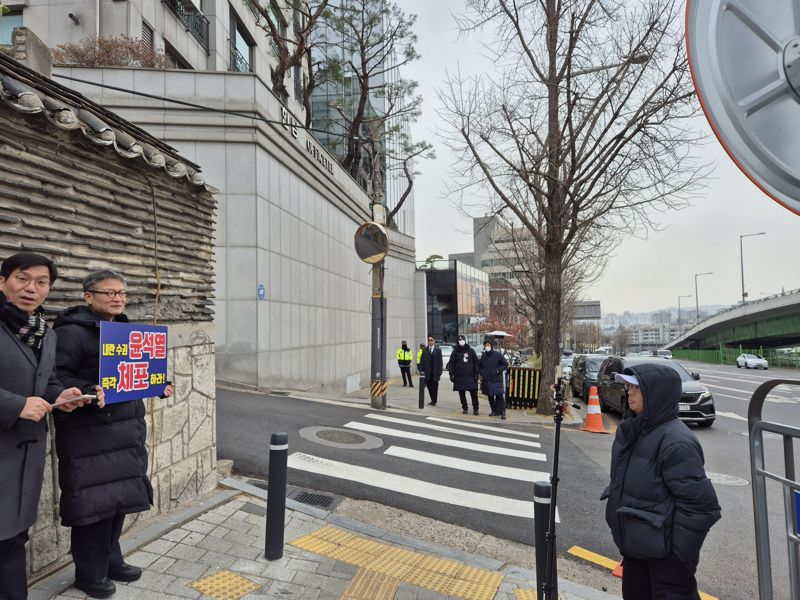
left=292, top=491, right=335, bottom=508
left=316, top=430, right=365, bottom=444
left=299, top=426, right=383, bottom=450
left=706, top=472, right=749, bottom=486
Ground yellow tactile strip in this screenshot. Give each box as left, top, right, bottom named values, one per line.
left=188, top=569, right=262, bottom=600
left=341, top=567, right=399, bottom=600
left=514, top=589, right=537, bottom=600
left=289, top=525, right=504, bottom=600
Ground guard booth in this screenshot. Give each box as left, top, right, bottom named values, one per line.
left=506, top=367, right=541, bottom=409
left=749, top=379, right=800, bottom=599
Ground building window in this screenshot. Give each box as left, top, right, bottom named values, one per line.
left=229, top=6, right=254, bottom=73
left=164, top=40, right=192, bottom=69
left=0, top=10, right=23, bottom=45
left=142, top=19, right=154, bottom=51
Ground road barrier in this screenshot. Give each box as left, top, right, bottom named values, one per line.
left=582, top=386, right=609, bottom=434
left=265, top=432, right=288, bottom=561
left=506, top=366, right=541, bottom=409
left=749, top=379, right=800, bottom=599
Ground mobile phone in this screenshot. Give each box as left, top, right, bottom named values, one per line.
left=77, top=394, right=97, bottom=402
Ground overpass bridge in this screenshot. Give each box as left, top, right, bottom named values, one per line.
left=666, top=289, right=800, bottom=351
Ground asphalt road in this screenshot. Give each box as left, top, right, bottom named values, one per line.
left=217, top=363, right=799, bottom=600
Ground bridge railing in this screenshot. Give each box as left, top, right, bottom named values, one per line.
left=672, top=348, right=800, bottom=369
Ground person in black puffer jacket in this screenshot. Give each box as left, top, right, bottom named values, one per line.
left=54, top=270, right=174, bottom=599
left=478, top=336, right=508, bottom=419
left=446, top=335, right=480, bottom=415
left=602, top=362, right=720, bottom=599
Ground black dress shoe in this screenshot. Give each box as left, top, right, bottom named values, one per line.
left=74, top=577, right=116, bottom=598
left=462, top=409, right=469, bottom=414
left=108, top=562, right=143, bottom=582
left=473, top=410, right=479, bottom=416
left=501, top=413, right=507, bottom=420
left=427, top=401, right=436, bottom=406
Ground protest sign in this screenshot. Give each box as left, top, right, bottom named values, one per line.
left=99, top=321, right=168, bottom=404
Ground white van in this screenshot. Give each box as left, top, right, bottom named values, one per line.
left=656, top=349, right=673, bottom=359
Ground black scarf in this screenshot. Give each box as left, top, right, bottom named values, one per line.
left=0, top=291, right=47, bottom=350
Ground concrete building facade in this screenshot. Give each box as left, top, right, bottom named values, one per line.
left=28, top=0, right=419, bottom=392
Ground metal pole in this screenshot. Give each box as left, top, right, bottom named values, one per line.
left=370, top=262, right=387, bottom=409
left=534, top=481, right=552, bottom=600
left=265, top=432, right=288, bottom=561
left=695, top=275, right=699, bottom=325
left=677, top=296, right=682, bottom=335
left=740, top=235, right=746, bottom=304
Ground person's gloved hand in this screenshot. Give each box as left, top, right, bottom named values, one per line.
left=450, top=375, right=455, bottom=382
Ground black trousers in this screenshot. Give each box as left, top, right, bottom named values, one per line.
left=0, top=530, right=29, bottom=600
left=489, top=394, right=505, bottom=415
left=425, top=378, right=439, bottom=404
left=622, top=554, right=700, bottom=600
left=400, top=366, right=413, bottom=386
left=71, top=514, right=126, bottom=582
left=458, top=389, right=479, bottom=411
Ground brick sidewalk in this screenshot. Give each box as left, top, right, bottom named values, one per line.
left=31, top=485, right=619, bottom=600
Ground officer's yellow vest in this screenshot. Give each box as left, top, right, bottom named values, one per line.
left=396, top=348, right=413, bottom=362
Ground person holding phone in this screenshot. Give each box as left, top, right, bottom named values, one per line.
left=0, top=253, right=97, bottom=600
left=53, top=270, right=173, bottom=599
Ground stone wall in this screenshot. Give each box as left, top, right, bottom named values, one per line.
left=29, top=323, right=217, bottom=577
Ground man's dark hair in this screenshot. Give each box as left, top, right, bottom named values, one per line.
left=82, top=270, right=126, bottom=292
left=0, top=252, right=58, bottom=283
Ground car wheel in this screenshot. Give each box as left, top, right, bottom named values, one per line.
left=598, top=391, right=607, bottom=412
left=736, top=362, right=741, bottom=368
left=745, top=363, right=750, bottom=369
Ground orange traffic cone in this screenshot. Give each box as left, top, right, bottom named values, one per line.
left=612, top=561, right=623, bottom=578
left=582, top=386, right=609, bottom=434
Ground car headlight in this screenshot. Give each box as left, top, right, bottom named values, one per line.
left=699, top=391, right=713, bottom=405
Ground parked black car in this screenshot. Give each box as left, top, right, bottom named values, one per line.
left=569, top=354, right=606, bottom=399
left=595, top=356, right=715, bottom=426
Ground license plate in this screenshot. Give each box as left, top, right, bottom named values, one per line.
left=679, top=403, right=691, bottom=411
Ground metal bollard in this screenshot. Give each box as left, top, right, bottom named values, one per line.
left=534, top=481, right=556, bottom=600
left=265, top=432, right=288, bottom=561
left=418, top=373, right=425, bottom=408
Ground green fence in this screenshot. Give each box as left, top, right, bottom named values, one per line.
left=672, top=347, right=800, bottom=369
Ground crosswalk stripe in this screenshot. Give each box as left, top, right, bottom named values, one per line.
left=343, top=421, right=547, bottom=462
left=426, top=417, right=540, bottom=439
left=384, top=446, right=551, bottom=482
left=287, top=452, right=558, bottom=520
left=365, top=414, right=541, bottom=448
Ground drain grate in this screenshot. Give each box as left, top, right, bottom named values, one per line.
left=293, top=491, right=335, bottom=508
left=246, top=479, right=269, bottom=491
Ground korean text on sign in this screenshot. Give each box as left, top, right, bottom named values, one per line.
left=99, top=321, right=169, bottom=404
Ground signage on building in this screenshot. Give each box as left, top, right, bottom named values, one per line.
left=574, top=300, right=601, bottom=320
left=280, top=107, right=334, bottom=175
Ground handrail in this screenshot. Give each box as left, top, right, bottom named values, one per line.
left=162, top=0, right=210, bottom=51
left=228, top=39, right=251, bottom=73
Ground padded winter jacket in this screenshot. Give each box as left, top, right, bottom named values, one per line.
left=53, top=306, right=152, bottom=527
left=602, top=362, right=720, bottom=570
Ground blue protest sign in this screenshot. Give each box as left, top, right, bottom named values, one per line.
left=99, top=321, right=169, bottom=404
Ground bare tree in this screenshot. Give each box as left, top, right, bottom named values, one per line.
left=248, top=0, right=329, bottom=103
left=614, top=326, right=630, bottom=354
left=317, top=0, right=433, bottom=215
left=439, top=0, right=707, bottom=413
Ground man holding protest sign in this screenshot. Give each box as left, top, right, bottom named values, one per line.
left=0, top=253, right=96, bottom=600
left=54, top=270, right=173, bottom=599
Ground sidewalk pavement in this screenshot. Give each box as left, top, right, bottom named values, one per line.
left=284, top=375, right=585, bottom=428
left=30, top=479, right=621, bottom=600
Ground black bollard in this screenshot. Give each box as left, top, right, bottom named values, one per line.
left=265, top=432, right=288, bottom=561
left=418, top=373, right=425, bottom=408
left=534, top=481, right=556, bottom=600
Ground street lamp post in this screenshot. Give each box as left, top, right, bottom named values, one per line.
left=693, top=272, right=713, bottom=326
left=740, top=232, right=766, bottom=304
left=677, top=294, right=692, bottom=338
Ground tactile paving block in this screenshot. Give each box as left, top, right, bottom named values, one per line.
left=327, top=545, right=375, bottom=567
left=361, top=555, right=416, bottom=579
left=309, top=525, right=356, bottom=545
left=402, top=568, right=456, bottom=594
left=446, top=577, right=502, bottom=600
left=188, top=569, right=261, bottom=600
left=340, top=568, right=400, bottom=600
left=289, top=535, right=339, bottom=555
left=456, top=564, right=505, bottom=587
left=514, top=589, right=538, bottom=600
left=414, top=555, right=464, bottom=577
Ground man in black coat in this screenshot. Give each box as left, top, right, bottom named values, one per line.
left=478, top=336, right=508, bottom=419
left=447, top=335, right=479, bottom=415
left=54, top=270, right=174, bottom=599
left=419, top=335, right=443, bottom=406
left=602, top=362, right=720, bottom=600
left=0, top=253, right=94, bottom=600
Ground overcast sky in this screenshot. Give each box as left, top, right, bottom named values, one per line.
left=403, top=0, right=800, bottom=315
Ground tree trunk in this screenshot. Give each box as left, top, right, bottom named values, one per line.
left=537, top=250, right=563, bottom=414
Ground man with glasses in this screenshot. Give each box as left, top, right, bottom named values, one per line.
left=602, top=363, right=720, bottom=599
left=53, top=270, right=173, bottom=598
left=419, top=336, right=443, bottom=406
left=0, top=253, right=96, bottom=599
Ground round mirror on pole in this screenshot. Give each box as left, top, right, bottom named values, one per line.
left=686, top=0, right=800, bottom=215
left=354, top=222, right=389, bottom=264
